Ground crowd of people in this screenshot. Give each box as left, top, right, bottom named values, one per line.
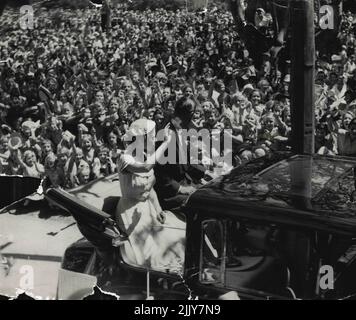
left=0, top=3, right=355, bottom=189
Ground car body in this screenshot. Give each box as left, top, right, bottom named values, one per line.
left=47, top=152, right=356, bottom=300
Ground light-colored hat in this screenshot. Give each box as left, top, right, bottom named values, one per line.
left=21, top=120, right=40, bottom=131
left=242, top=83, right=254, bottom=92
left=8, top=133, right=23, bottom=150
left=125, top=119, right=156, bottom=138
left=331, top=55, right=342, bottom=62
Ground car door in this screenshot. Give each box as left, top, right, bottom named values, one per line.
left=192, top=217, right=317, bottom=300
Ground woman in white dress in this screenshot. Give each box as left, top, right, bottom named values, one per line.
left=115, top=119, right=186, bottom=274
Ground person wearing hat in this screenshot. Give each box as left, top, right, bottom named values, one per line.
left=115, top=118, right=186, bottom=272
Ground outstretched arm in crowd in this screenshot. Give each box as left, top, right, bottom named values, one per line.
left=208, top=77, right=217, bottom=100
left=274, top=113, right=290, bottom=136
left=13, top=149, right=44, bottom=178
left=90, top=127, right=103, bottom=149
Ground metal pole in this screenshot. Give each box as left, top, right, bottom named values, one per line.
left=290, top=0, right=315, bottom=155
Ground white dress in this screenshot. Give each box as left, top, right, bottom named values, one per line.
left=115, top=154, right=186, bottom=274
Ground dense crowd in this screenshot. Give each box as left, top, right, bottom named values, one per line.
left=0, top=4, right=355, bottom=189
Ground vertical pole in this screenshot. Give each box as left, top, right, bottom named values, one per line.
left=289, top=0, right=314, bottom=224
left=290, top=0, right=315, bottom=155
left=146, top=269, right=150, bottom=299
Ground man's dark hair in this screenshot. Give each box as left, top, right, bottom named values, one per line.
left=174, top=97, right=196, bottom=125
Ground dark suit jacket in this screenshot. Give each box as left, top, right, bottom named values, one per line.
left=154, top=123, right=205, bottom=209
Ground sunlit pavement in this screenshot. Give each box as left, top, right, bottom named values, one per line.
left=0, top=201, right=82, bottom=299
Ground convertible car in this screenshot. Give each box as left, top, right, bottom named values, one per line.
left=47, top=152, right=356, bottom=300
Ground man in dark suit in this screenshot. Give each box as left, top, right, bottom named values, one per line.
left=154, top=97, right=208, bottom=210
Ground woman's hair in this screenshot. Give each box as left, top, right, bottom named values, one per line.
left=81, top=134, right=93, bottom=143
left=257, top=79, right=270, bottom=89
left=249, top=89, right=262, bottom=101
left=41, top=139, right=53, bottom=148
left=194, top=105, right=203, bottom=115
left=44, top=153, right=57, bottom=168
left=342, top=111, right=354, bottom=121
left=204, top=107, right=220, bottom=118
left=23, top=150, right=36, bottom=162
left=231, top=93, right=247, bottom=105
left=77, top=161, right=90, bottom=176
left=97, top=146, right=109, bottom=156
left=182, top=84, right=194, bottom=94
left=62, top=102, right=74, bottom=114
left=261, top=113, right=275, bottom=125
left=0, top=136, right=9, bottom=144
left=57, top=146, right=70, bottom=157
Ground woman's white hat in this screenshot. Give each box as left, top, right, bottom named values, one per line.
left=124, top=119, right=156, bottom=139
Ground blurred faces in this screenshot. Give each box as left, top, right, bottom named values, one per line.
left=108, top=132, right=118, bottom=146
left=175, top=89, right=183, bottom=100
left=162, top=87, right=171, bottom=100
left=202, top=101, right=212, bottom=113
left=24, top=151, right=36, bottom=166
left=95, top=91, right=105, bottom=104
left=263, top=116, right=275, bottom=131
left=42, top=142, right=53, bottom=155
left=75, top=148, right=84, bottom=161
left=22, top=127, right=32, bottom=139
left=108, top=101, right=119, bottom=114
left=58, top=152, right=68, bottom=166
left=98, top=149, right=109, bottom=164
left=62, top=103, right=73, bottom=116
left=45, top=155, right=56, bottom=169
left=78, top=170, right=90, bottom=184
left=82, top=137, right=92, bottom=151
left=123, top=81, right=132, bottom=92
left=0, top=137, right=9, bottom=153
left=82, top=108, right=91, bottom=118
left=184, top=86, right=193, bottom=98
left=251, top=91, right=261, bottom=107
left=233, top=96, right=247, bottom=111
left=207, top=110, right=217, bottom=126
left=343, top=113, right=353, bottom=129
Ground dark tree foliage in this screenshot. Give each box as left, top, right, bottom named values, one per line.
left=128, top=0, right=186, bottom=11
left=40, top=0, right=92, bottom=9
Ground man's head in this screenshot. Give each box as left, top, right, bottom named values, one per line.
left=172, top=97, right=196, bottom=129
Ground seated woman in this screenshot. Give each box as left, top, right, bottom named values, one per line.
left=115, top=119, right=186, bottom=274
